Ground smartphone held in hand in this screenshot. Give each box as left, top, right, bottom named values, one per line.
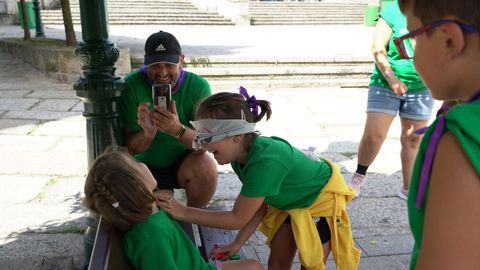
left=152, top=84, right=171, bottom=111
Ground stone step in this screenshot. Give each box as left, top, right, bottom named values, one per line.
left=249, top=1, right=367, bottom=25
left=250, top=10, right=365, bottom=14
left=252, top=13, right=363, bottom=17
left=42, top=0, right=233, bottom=25
left=251, top=21, right=362, bottom=25
left=249, top=6, right=366, bottom=10
left=185, top=65, right=372, bottom=77
left=129, top=54, right=373, bottom=88
left=42, top=20, right=233, bottom=25
left=41, top=12, right=228, bottom=18
left=207, top=77, right=370, bottom=90
left=43, top=8, right=202, bottom=12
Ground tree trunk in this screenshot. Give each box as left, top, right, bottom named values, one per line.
left=60, top=0, right=77, bottom=46
left=19, top=0, right=31, bottom=41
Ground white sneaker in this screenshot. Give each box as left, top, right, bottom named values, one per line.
left=397, top=188, right=408, bottom=201
left=348, top=172, right=367, bottom=197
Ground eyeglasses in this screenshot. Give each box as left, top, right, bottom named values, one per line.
left=394, top=19, right=478, bottom=59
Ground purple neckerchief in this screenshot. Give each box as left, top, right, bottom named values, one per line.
left=239, top=86, right=259, bottom=117
left=140, top=65, right=186, bottom=94
left=415, top=90, right=480, bottom=209
left=414, top=102, right=455, bottom=136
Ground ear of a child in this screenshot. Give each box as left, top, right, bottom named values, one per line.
left=442, top=22, right=466, bottom=60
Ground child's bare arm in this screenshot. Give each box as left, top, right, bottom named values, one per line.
left=234, top=203, right=268, bottom=244
left=416, top=132, right=480, bottom=270
left=157, top=193, right=265, bottom=230
left=210, top=204, right=268, bottom=259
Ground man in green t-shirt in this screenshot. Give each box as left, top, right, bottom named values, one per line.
left=121, top=31, right=217, bottom=207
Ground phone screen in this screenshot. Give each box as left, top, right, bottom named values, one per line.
left=152, top=84, right=171, bottom=111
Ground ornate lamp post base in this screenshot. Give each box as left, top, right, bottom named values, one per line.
left=74, top=0, right=124, bottom=267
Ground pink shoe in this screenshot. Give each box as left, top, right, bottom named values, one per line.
left=397, top=187, right=408, bottom=201
left=349, top=172, right=366, bottom=196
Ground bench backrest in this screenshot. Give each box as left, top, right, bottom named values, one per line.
left=88, top=215, right=133, bottom=270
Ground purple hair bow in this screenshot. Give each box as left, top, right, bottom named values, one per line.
left=239, top=86, right=259, bottom=117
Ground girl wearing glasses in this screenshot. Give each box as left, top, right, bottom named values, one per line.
left=348, top=0, right=435, bottom=200
left=157, top=88, right=361, bottom=270
left=84, top=147, right=264, bottom=270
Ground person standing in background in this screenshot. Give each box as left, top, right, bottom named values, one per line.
left=349, top=1, right=434, bottom=200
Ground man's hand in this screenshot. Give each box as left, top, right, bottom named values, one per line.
left=137, top=102, right=157, bottom=139
left=151, top=100, right=182, bottom=136
left=386, top=76, right=408, bottom=96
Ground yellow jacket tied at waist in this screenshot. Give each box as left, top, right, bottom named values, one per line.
left=259, top=159, right=361, bottom=270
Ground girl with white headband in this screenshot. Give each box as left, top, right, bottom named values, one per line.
left=158, top=87, right=361, bottom=270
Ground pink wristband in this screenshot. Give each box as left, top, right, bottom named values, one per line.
left=384, top=69, right=395, bottom=79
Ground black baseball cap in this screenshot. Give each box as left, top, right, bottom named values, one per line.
left=144, top=31, right=182, bottom=65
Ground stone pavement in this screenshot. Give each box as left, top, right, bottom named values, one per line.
left=0, top=24, right=440, bottom=269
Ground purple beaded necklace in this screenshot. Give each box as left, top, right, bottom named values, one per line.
left=415, top=90, right=480, bottom=209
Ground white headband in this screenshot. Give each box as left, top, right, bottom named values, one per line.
left=190, top=119, right=256, bottom=150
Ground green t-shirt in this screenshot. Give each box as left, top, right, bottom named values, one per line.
left=231, top=136, right=332, bottom=210
left=369, top=1, right=426, bottom=92
left=124, top=210, right=216, bottom=270
left=121, top=69, right=211, bottom=167
left=408, top=100, right=480, bottom=269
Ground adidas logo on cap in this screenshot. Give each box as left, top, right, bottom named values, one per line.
left=155, top=44, right=166, bottom=52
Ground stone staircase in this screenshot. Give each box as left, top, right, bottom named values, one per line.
left=40, top=0, right=234, bottom=25
left=41, top=0, right=368, bottom=26
left=131, top=57, right=374, bottom=90
left=249, top=1, right=368, bottom=25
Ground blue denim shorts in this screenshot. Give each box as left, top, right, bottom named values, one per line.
left=366, top=85, right=434, bottom=120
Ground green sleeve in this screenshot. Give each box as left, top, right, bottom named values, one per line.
left=446, top=103, right=480, bottom=174
left=121, top=81, right=141, bottom=132
left=379, top=2, right=398, bottom=28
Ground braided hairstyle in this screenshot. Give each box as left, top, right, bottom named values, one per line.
left=84, top=147, right=156, bottom=231
left=195, top=91, right=272, bottom=149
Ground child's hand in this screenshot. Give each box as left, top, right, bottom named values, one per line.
left=209, top=242, right=242, bottom=261
left=155, top=192, right=187, bottom=220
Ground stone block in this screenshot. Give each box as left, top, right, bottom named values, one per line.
left=356, top=235, right=414, bottom=257
left=357, top=255, right=408, bottom=270
left=0, top=256, right=75, bottom=270
left=0, top=39, right=131, bottom=84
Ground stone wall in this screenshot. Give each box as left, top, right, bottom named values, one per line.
left=0, top=38, right=131, bottom=83
left=0, top=0, right=20, bottom=24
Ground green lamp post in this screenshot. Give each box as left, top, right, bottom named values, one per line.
left=73, top=0, right=124, bottom=267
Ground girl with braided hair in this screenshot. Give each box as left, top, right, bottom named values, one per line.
left=157, top=87, right=361, bottom=270
left=84, top=147, right=264, bottom=270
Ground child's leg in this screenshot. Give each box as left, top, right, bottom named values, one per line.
left=268, top=223, right=297, bottom=270
left=221, top=259, right=264, bottom=270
